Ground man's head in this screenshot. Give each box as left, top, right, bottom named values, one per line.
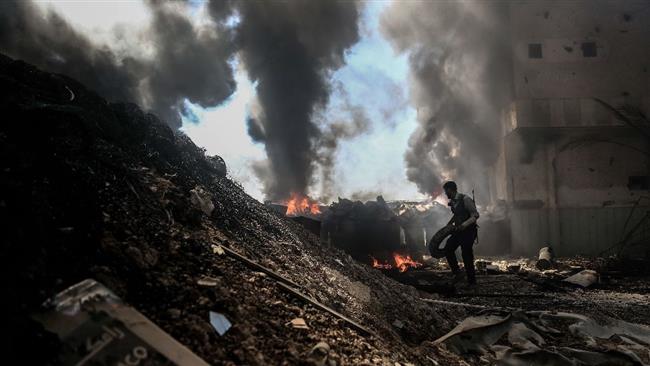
left=443, top=181, right=458, bottom=199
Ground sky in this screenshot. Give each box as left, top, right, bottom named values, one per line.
left=36, top=0, right=425, bottom=203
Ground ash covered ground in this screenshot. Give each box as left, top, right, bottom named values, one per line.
left=2, top=54, right=649, bottom=365
left=0, top=54, right=467, bottom=365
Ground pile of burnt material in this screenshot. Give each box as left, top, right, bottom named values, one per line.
left=320, top=196, right=400, bottom=262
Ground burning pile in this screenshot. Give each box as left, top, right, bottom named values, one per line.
left=285, top=193, right=321, bottom=217
left=372, top=253, right=422, bottom=272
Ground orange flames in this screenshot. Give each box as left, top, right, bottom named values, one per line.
left=393, top=253, right=422, bottom=272
left=371, top=253, right=422, bottom=272
left=371, top=257, right=392, bottom=270
left=285, top=193, right=321, bottom=216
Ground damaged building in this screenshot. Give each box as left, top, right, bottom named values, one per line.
left=1, top=0, right=650, bottom=365
left=487, top=0, right=650, bottom=257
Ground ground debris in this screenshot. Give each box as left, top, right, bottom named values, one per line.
left=1, top=54, right=467, bottom=365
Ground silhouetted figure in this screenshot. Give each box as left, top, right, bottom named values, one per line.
left=442, top=181, right=479, bottom=285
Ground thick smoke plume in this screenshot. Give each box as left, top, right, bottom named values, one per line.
left=381, top=1, right=512, bottom=199
left=0, top=0, right=362, bottom=202
left=316, top=93, right=371, bottom=202
left=0, top=0, right=236, bottom=128
left=236, top=1, right=360, bottom=202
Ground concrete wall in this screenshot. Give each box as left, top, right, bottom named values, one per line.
left=503, top=129, right=649, bottom=255
left=497, top=1, right=650, bottom=256
left=510, top=0, right=650, bottom=102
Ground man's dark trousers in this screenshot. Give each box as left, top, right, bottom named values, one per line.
left=445, top=226, right=477, bottom=284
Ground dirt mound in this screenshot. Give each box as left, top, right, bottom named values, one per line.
left=0, top=54, right=466, bottom=365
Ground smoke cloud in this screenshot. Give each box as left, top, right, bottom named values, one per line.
left=0, top=0, right=372, bottom=202
left=381, top=1, right=512, bottom=199
left=316, top=90, right=372, bottom=202
left=233, top=0, right=361, bottom=201
left=0, top=0, right=236, bottom=128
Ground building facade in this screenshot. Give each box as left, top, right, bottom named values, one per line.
left=491, top=0, right=650, bottom=256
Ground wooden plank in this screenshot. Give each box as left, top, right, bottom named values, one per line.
left=277, top=282, right=376, bottom=337
left=420, top=298, right=522, bottom=311
left=218, top=245, right=375, bottom=337
left=451, top=293, right=546, bottom=299
left=219, top=245, right=302, bottom=290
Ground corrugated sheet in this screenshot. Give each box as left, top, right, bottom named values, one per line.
left=510, top=206, right=649, bottom=256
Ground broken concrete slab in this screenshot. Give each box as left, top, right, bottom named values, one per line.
left=563, top=269, right=599, bottom=288
left=33, top=279, right=210, bottom=365
left=290, top=317, right=309, bottom=329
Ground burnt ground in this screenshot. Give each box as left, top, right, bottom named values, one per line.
left=0, top=54, right=469, bottom=365
left=1, top=53, right=649, bottom=366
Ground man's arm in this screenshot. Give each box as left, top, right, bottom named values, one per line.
left=459, top=195, right=479, bottom=230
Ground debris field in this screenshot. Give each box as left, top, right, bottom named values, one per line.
left=1, top=54, right=649, bottom=365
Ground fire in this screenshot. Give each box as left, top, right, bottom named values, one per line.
left=393, top=253, right=422, bottom=272
left=285, top=193, right=321, bottom=216
left=371, top=257, right=392, bottom=270
left=371, top=253, right=422, bottom=272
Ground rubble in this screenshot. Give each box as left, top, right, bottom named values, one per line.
left=189, top=185, right=215, bottom=216
left=2, top=54, right=650, bottom=366
left=0, top=54, right=468, bottom=365
left=535, top=246, right=555, bottom=270
left=209, top=311, right=232, bottom=336
left=290, top=318, right=309, bottom=330
left=563, top=269, right=599, bottom=288
left=34, top=279, right=210, bottom=365
left=435, top=310, right=650, bottom=365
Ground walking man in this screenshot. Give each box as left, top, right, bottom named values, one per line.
left=442, top=181, right=479, bottom=285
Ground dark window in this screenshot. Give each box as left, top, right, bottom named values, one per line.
left=581, top=42, right=597, bottom=57
left=628, top=176, right=650, bottom=190
left=528, top=43, right=543, bottom=58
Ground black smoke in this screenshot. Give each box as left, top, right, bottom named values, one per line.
left=1, top=0, right=363, bottom=202
left=316, top=92, right=371, bottom=202
left=0, top=0, right=236, bottom=128
left=233, top=0, right=361, bottom=201
left=381, top=1, right=512, bottom=198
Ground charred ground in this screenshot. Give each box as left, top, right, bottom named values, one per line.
left=2, top=54, right=649, bottom=366
left=0, top=54, right=469, bottom=365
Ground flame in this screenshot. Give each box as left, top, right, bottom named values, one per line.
left=371, top=257, right=392, bottom=270
left=393, top=253, right=422, bottom=272
left=285, top=193, right=321, bottom=216
left=371, top=253, right=422, bottom=272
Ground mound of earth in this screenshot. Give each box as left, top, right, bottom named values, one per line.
left=0, top=54, right=467, bottom=365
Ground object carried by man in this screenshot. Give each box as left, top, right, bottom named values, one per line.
left=428, top=225, right=456, bottom=258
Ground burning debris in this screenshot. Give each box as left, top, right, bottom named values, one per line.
left=372, top=253, right=423, bottom=273
left=284, top=193, right=322, bottom=217
left=320, top=196, right=401, bottom=263
left=1, top=54, right=472, bottom=365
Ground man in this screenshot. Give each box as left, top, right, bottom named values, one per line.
left=442, top=181, right=479, bottom=285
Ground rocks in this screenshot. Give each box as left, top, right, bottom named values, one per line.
left=190, top=185, right=215, bottom=216
left=0, top=54, right=469, bottom=365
